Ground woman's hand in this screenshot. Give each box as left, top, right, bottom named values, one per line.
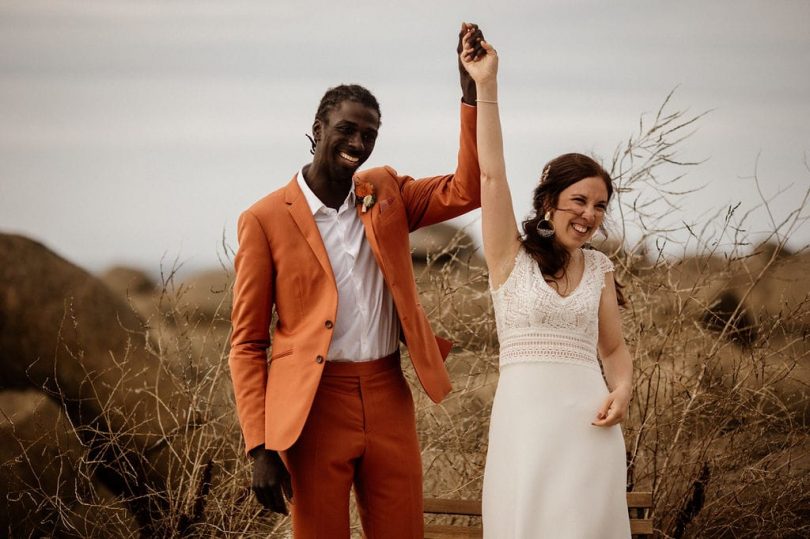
left=592, top=386, right=631, bottom=427
left=459, top=27, right=498, bottom=85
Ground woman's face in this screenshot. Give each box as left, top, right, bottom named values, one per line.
left=549, top=176, right=609, bottom=252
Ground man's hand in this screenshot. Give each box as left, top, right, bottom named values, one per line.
left=457, top=22, right=486, bottom=105
left=250, top=445, right=293, bottom=514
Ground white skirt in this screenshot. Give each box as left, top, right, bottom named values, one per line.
left=482, top=361, right=631, bottom=539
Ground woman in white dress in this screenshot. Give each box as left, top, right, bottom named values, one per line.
left=460, top=32, right=634, bottom=538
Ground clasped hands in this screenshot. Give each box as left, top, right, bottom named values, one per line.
left=459, top=21, right=497, bottom=88
left=458, top=22, right=489, bottom=104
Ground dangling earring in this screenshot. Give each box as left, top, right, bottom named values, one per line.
left=536, top=211, right=555, bottom=239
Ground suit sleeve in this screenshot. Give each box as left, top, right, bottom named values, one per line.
left=229, top=209, right=273, bottom=455
left=399, top=102, right=481, bottom=231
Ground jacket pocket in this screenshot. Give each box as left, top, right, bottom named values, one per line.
left=270, top=348, right=293, bottom=361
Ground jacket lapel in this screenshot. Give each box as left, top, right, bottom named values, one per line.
left=358, top=202, right=386, bottom=274
left=284, top=176, right=335, bottom=282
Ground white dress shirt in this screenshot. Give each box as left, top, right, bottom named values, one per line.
left=296, top=169, right=399, bottom=361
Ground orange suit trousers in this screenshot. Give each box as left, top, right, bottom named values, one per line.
left=283, top=353, right=423, bottom=538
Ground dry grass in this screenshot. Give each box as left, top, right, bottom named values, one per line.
left=2, top=93, right=809, bottom=537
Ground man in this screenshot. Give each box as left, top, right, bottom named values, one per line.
left=229, top=23, right=486, bottom=538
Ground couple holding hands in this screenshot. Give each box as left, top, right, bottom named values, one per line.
left=229, top=22, right=633, bottom=538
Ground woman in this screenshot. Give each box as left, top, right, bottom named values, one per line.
left=460, top=31, right=633, bottom=538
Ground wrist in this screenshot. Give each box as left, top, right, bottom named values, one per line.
left=612, top=384, right=632, bottom=396
left=249, top=445, right=267, bottom=460
left=475, top=81, right=497, bottom=101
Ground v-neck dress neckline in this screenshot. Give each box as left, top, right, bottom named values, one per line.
left=540, top=249, right=589, bottom=301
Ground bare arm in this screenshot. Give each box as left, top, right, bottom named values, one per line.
left=593, top=271, right=633, bottom=427
left=459, top=31, right=521, bottom=287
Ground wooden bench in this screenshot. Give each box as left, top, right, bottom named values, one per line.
left=424, top=491, right=653, bottom=538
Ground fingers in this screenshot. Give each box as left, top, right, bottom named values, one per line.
left=252, top=484, right=273, bottom=510
left=592, top=393, right=627, bottom=427
left=270, top=485, right=289, bottom=515
left=458, top=21, right=485, bottom=59
left=253, top=483, right=290, bottom=514
left=461, top=37, right=487, bottom=64
left=459, top=22, right=478, bottom=39
left=469, top=29, right=485, bottom=59
left=591, top=395, right=613, bottom=427
left=457, top=22, right=473, bottom=53
left=595, top=408, right=622, bottom=427
left=461, top=41, right=476, bottom=64
left=281, top=474, right=294, bottom=503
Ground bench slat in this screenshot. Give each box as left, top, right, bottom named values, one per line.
left=424, top=498, right=482, bottom=516
left=630, top=519, right=654, bottom=535
left=627, top=491, right=653, bottom=508
left=424, top=525, right=482, bottom=538
left=425, top=492, right=652, bottom=515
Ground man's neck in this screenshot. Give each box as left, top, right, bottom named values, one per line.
left=302, top=162, right=353, bottom=211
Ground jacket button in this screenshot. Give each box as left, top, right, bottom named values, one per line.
left=325, top=320, right=333, bottom=329
left=315, top=355, right=324, bottom=364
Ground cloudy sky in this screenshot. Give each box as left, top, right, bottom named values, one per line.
left=1, top=0, right=808, bottom=276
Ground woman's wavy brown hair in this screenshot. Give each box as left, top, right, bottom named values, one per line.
left=521, top=153, right=625, bottom=306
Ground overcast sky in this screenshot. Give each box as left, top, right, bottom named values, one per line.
left=1, top=0, right=808, bottom=276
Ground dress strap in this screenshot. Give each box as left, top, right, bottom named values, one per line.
left=590, top=249, right=614, bottom=274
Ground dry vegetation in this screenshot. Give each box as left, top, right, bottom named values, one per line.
left=2, top=94, right=809, bottom=537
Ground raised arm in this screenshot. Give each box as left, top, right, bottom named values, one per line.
left=459, top=31, right=521, bottom=288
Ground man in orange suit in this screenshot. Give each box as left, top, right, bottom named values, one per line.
left=229, top=23, right=486, bottom=538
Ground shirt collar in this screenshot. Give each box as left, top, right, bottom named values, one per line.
left=297, top=167, right=356, bottom=215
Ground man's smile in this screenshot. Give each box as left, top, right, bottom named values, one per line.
left=339, top=151, right=360, bottom=164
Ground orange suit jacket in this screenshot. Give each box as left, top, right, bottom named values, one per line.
left=229, top=104, right=480, bottom=453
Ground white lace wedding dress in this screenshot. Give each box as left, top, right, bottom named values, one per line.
left=482, top=247, right=631, bottom=538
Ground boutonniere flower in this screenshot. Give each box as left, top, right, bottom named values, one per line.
left=355, top=181, right=376, bottom=213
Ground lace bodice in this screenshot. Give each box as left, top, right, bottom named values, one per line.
left=491, top=247, right=614, bottom=370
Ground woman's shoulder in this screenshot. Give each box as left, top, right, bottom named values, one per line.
left=586, top=248, right=614, bottom=274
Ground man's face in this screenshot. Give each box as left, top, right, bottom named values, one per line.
left=313, top=100, right=380, bottom=180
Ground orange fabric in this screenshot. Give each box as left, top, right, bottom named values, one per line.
left=229, top=103, right=480, bottom=453
left=282, top=354, right=423, bottom=538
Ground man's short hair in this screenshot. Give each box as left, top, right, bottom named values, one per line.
left=315, top=84, right=382, bottom=125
